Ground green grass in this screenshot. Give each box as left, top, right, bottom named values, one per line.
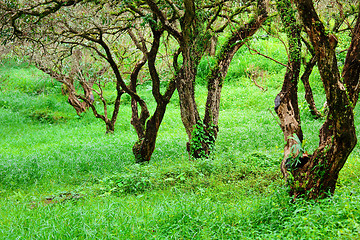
left=1, top=38, right=360, bottom=239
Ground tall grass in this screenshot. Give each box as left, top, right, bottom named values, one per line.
left=1, top=35, right=360, bottom=239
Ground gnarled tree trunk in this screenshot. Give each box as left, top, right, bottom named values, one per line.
left=288, top=0, right=360, bottom=199
left=36, top=64, right=94, bottom=115
left=130, top=26, right=177, bottom=163
left=274, top=0, right=303, bottom=178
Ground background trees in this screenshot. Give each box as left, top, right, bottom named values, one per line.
left=143, top=0, right=268, bottom=158
left=1, top=1, right=178, bottom=161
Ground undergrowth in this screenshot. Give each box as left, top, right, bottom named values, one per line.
left=1, top=34, right=360, bottom=239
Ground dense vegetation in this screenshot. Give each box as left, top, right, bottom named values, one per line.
left=1, top=33, right=360, bottom=238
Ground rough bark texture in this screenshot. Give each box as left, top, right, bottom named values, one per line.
left=206, top=36, right=218, bottom=56
left=274, top=0, right=303, bottom=178
left=36, top=64, right=93, bottom=115
left=195, top=0, right=268, bottom=158
left=176, top=48, right=202, bottom=141
left=174, top=0, right=210, bottom=157
left=290, top=0, right=360, bottom=199
left=66, top=81, right=90, bottom=115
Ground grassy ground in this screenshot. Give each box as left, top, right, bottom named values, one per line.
left=0, top=39, right=360, bottom=239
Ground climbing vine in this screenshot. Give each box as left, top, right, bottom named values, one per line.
left=189, top=121, right=216, bottom=159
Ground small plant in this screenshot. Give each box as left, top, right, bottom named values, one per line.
left=99, top=165, right=153, bottom=195
left=286, top=133, right=307, bottom=170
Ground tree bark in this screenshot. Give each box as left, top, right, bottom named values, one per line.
left=300, top=55, right=322, bottom=118
left=133, top=99, right=174, bottom=162
left=36, top=64, right=93, bottom=115
left=193, top=0, right=268, bottom=158
left=130, top=27, right=177, bottom=163
left=176, top=48, right=201, bottom=142
left=289, top=0, right=360, bottom=199
left=175, top=0, right=209, bottom=157
left=275, top=0, right=303, bottom=178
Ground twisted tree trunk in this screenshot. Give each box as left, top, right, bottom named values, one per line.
left=130, top=27, right=177, bottom=163
left=274, top=0, right=303, bottom=178
left=288, top=0, right=360, bottom=199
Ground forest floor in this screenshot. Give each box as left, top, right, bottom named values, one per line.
left=1, top=44, right=360, bottom=239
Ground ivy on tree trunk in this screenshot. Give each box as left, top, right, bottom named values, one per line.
left=274, top=0, right=303, bottom=178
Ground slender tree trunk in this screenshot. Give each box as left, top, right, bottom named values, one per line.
left=188, top=0, right=268, bottom=158
left=133, top=102, right=170, bottom=162
left=130, top=26, right=177, bottom=163
left=301, top=56, right=322, bottom=118
left=289, top=0, right=360, bottom=199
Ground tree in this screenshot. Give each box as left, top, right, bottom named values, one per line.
left=274, top=0, right=303, bottom=178
left=299, top=1, right=359, bottom=119
left=282, top=0, right=360, bottom=199
left=144, top=0, right=268, bottom=158
left=300, top=37, right=323, bottom=119
left=35, top=50, right=123, bottom=134
left=0, top=1, right=177, bottom=161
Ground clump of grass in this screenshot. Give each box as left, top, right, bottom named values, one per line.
left=93, top=154, right=281, bottom=199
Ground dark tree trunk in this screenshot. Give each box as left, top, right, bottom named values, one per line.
left=105, top=121, right=115, bottom=134
left=300, top=55, right=322, bottom=118
left=133, top=101, right=172, bottom=162
left=130, top=27, right=177, bottom=163
left=289, top=0, right=360, bottom=199
left=275, top=0, right=303, bottom=178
